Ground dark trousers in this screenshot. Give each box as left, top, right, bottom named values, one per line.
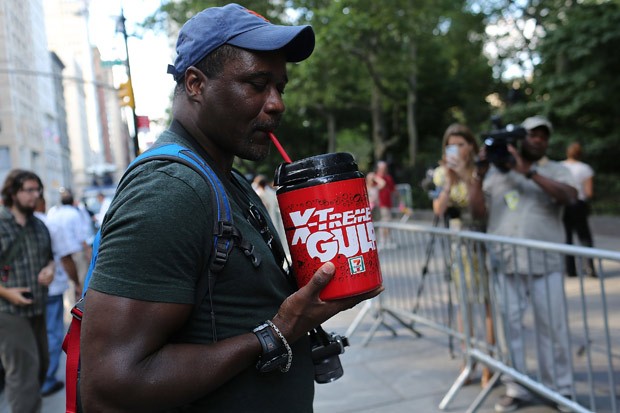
left=0, top=312, right=48, bottom=413
left=563, top=200, right=595, bottom=276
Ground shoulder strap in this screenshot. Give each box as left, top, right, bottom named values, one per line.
left=124, top=145, right=235, bottom=340
left=0, top=228, right=27, bottom=267
left=64, top=144, right=234, bottom=413
left=82, top=143, right=234, bottom=293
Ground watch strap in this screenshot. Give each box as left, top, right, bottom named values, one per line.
left=525, top=168, right=538, bottom=179
left=253, top=322, right=291, bottom=373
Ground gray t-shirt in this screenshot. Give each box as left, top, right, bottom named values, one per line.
left=90, top=125, right=314, bottom=412
left=483, top=157, right=575, bottom=274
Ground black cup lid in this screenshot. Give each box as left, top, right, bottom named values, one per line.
left=274, top=153, right=359, bottom=187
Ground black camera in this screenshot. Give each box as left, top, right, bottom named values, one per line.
left=480, top=117, right=526, bottom=173
left=310, top=326, right=349, bottom=383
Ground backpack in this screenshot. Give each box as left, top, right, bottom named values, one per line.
left=62, top=143, right=242, bottom=413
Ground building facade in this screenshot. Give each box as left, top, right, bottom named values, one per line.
left=0, top=0, right=68, bottom=205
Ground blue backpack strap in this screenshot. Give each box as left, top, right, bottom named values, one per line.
left=65, top=144, right=233, bottom=412
left=82, top=143, right=234, bottom=298
left=132, top=144, right=235, bottom=272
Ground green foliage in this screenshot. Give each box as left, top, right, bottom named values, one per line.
left=334, top=126, right=373, bottom=172
left=141, top=1, right=620, bottom=214
left=592, top=173, right=620, bottom=215
left=535, top=1, right=620, bottom=175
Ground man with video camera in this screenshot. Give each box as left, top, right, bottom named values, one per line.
left=469, top=116, right=577, bottom=412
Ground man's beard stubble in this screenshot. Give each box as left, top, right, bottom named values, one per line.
left=15, top=199, right=35, bottom=216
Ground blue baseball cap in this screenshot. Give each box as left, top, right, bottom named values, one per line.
left=167, top=3, right=315, bottom=81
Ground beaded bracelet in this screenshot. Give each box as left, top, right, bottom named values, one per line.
left=266, top=320, right=293, bottom=373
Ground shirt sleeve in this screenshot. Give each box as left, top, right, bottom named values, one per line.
left=90, top=162, right=212, bottom=304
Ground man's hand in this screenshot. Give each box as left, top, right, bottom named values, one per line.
left=74, top=283, right=83, bottom=300
left=272, top=262, right=383, bottom=343
left=37, top=262, right=54, bottom=286
left=446, top=156, right=467, bottom=182
left=506, top=144, right=530, bottom=175
left=3, top=287, right=35, bottom=306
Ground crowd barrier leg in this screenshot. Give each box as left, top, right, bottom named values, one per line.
left=463, top=372, right=502, bottom=413
left=364, top=222, right=619, bottom=412
left=344, top=299, right=374, bottom=338
left=345, top=297, right=422, bottom=347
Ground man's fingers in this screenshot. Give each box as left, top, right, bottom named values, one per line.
left=307, top=262, right=336, bottom=295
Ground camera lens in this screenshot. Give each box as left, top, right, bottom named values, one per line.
left=313, top=355, right=344, bottom=383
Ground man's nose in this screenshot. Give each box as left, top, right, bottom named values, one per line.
left=264, top=87, right=285, bottom=115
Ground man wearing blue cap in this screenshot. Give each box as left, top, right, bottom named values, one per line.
left=80, top=4, right=382, bottom=412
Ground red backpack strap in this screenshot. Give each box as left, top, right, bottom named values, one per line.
left=62, top=298, right=85, bottom=413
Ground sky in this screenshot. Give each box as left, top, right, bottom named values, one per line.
left=89, top=0, right=174, bottom=121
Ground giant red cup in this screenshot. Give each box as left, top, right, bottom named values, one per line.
left=274, top=153, right=382, bottom=300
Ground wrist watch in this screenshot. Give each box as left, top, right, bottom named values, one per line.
left=525, top=167, right=538, bottom=179
left=253, top=323, right=289, bottom=373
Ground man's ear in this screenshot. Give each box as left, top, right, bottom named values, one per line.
left=183, top=67, right=206, bottom=101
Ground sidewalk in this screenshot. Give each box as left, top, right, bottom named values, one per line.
left=315, top=307, right=559, bottom=413
left=1, top=219, right=618, bottom=413
left=313, top=228, right=620, bottom=413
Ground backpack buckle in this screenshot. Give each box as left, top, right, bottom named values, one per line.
left=216, top=221, right=235, bottom=238
left=211, top=221, right=235, bottom=272
left=71, top=298, right=85, bottom=321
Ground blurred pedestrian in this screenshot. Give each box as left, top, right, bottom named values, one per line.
left=561, top=142, right=596, bottom=277
left=253, top=174, right=289, bottom=256
left=432, top=123, right=492, bottom=387
left=0, top=169, right=54, bottom=413
left=374, top=161, right=396, bottom=248
left=433, top=124, right=482, bottom=228
left=471, top=115, right=577, bottom=412
left=365, top=171, right=382, bottom=220
left=41, top=189, right=84, bottom=397
left=95, top=192, right=111, bottom=229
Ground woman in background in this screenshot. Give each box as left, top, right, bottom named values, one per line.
left=432, top=123, right=493, bottom=387
left=562, top=142, right=596, bottom=277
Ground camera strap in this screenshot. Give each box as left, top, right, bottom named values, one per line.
left=225, top=174, right=293, bottom=282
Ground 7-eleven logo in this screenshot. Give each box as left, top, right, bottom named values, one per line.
left=348, top=256, right=366, bottom=274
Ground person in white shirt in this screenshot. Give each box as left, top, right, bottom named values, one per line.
left=561, top=142, right=596, bottom=277
left=252, top=175, right=289, bottom=257
left=95, top=192, right=112, bottom=229
left=41, top=190, right=84, bottom=396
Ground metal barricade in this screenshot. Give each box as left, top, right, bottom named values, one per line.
left=352, top=221, right=620, bottom=413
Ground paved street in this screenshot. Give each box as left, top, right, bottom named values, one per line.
left=1, top=216, right=618, bottom=413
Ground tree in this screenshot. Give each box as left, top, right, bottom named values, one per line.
left=534, top=1, right=620, bottom=168
left=291, top=0, right=492, bottom=168
left=144, top=2, right=495, bottom=187
left=474, top=0, right=620, bottom=212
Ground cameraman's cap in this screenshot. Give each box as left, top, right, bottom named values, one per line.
left=522, top=116, right=553, bottom=135
left=167, top=3, right=315, bottom=81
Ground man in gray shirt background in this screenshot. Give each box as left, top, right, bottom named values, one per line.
left=470, top=116, right=578, bottom=412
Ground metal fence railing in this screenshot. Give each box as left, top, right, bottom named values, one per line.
left=348, top=221, right=620, bottom=413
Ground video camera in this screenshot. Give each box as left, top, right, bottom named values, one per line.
left=480, top=116, right=526, bottom=173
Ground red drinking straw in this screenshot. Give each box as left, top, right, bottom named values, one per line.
left=269, top=132, right=293, bottom=163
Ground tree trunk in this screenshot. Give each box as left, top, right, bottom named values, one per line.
left=406, top=42, right=418, bottom=167
left=326, top=112, right=336, bottom=153
left=371, top=83, right=386, bottom=161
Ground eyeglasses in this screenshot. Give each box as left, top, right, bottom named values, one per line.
left=20, top=187, right=42, bottom=195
